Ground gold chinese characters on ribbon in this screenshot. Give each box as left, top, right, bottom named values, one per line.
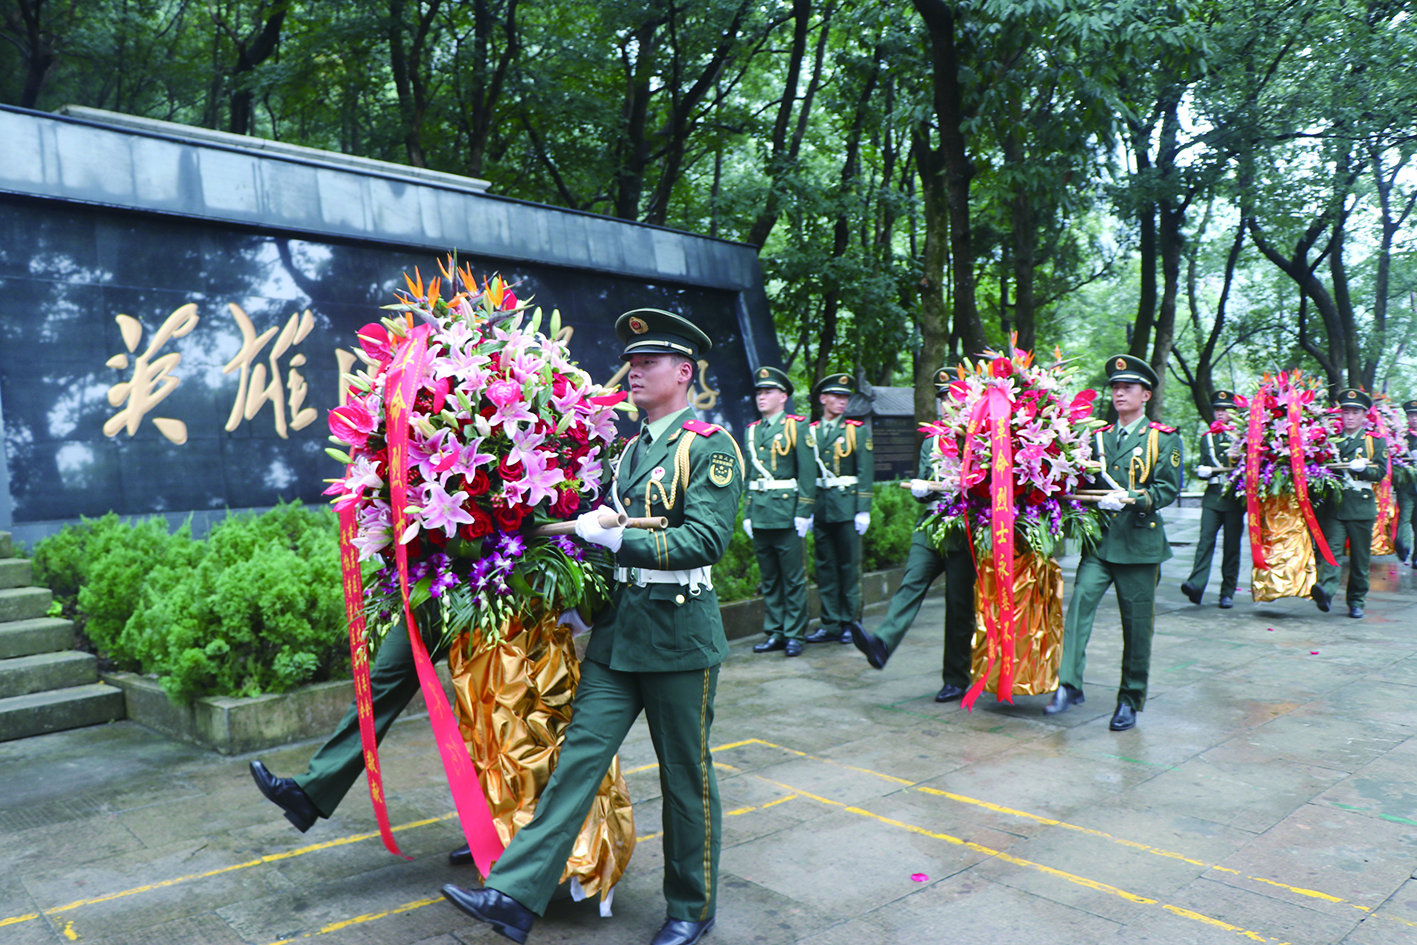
left=447, top=613, right=634, bottom=899
left=1251, top=494, right=1316, bottom=602
left=971, top=553, right=1063, bottom=696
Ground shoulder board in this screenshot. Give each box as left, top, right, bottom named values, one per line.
left=682, top=419, right=722, bottom=436
left=1149, top=422, right=1177, bottom=434
left=845, top=419, right=863, bottom=426
left=1097, top=424, right=1114, bottom=433
left=787, top=414, right=806, bottom=422
left=810, top=421, right=820, bottom=428
left=747, top=419, right=759, bottom=427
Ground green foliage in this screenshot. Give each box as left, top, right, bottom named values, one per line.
left=28, top=504, right=346, bottom=704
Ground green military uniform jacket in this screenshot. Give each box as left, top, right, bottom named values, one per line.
left=1088, top=420, right=1183, bottom=564
left=811, top=417, right=874, bottom=521
left=586, top=407, right=746, bottom=672
left=1320, top=433, right=1386, bottom=521
left=745, top=412, right=816, bottom=528
left=1400, top=433, right=1417, bottom=497
left=1198, top=428, right=1244, bottom=513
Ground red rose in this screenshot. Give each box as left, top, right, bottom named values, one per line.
left=462, top=504, right=493, bottom=539
left=551, top=486, right=581, bottom=519
left=498, top=456, right=524, bottom=480
left=463, top=469, right=491, bottom=497
left=494, top=504, right=526, bottom=531
left=566, top=423, right=589, bottom=446
left=552, top=373, right=570, bottom=397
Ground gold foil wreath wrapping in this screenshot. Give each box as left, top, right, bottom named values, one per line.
left=1251, top=494, right=1317, bottom=602
left=447, top=612, right=635, bottom=900
left=971, top=552, right=1064, bottom=696
left=1372, top=484, right=1395, bottom=556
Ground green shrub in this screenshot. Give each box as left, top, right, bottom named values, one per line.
left=121, top=503, right=346, bottom=704
left=79, top=519, right=201, bottom=665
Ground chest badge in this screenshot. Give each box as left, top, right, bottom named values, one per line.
left=1132, top=446, right=1143, bottom=457
left=651, top=466, right=666, bottom=481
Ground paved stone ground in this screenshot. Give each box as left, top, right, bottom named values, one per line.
left=4, top=510, right=1417, bottom=945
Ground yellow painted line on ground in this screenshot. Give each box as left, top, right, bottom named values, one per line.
left=263, top=895, right=444, bottom=945
left=724, top=738, right=1391, bottom=919
left=637, top=793, right=799, bottom=844
left=0, top=812, right=458, bottom=929
left=748, top=772, right=1302, bottom=942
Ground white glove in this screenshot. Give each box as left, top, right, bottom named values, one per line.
left=557, top=608, right=593, bottom=638
left=909, top=479, right=932, bottom=499
left=1196, top=465, right=1213, bottom=479
left=1348, top=457, right=1368, bottom=472
left=854, top=512, right=870, bottom=535
left=742, top=518, right=754, bottom=539
left=794, top=516, right=812, bottom=538
left=574, top=507, right=624, bottom=552
left=1098, top=491, right=1129, bottom=511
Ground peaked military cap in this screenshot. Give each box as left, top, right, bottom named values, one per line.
left=1335, top=388, right=1372, bottom=410
left=933, top=365, right=954, bottom=396
left=1105, top=353, right=1158, bottom=389
left=1403, top=399, right=1417, bottom=414
left=1211, top=389, right=1240, bottom=410
left=616, top=308, right=712, bottom=361
left=753, top=365, right=793, bottom=395
left=814, top=372, right=855, bottom=396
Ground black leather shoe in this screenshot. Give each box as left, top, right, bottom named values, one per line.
left=1311, top=584, right=1331, bottom=613
left=840, top=624, right=857, bottom=644
left=784, top=638, right=805, bottom=657
left=1349, top=605, right=1365, bottom=618
left=441, top=885, right=535, bottom=943
left=448, top=843, right=473, bottom=865
left=1042, top=685, right=1083, bottom=715
left=935, top=683, right=965, bottom=703
left=1109, top=703, right=1138, bottom=731
left=249, top=760, right=321, bottom=832
left=753, top=634, right=786, bottom=653
left=1180, top=582, right=1202, bottom=605
left=1218, top=596, right=1234, bottom=609
left=850, top=623, right=889, bottom=669
left=651, top=916, right=716, bottom=945
left=804, top=626, right=838, bottom=643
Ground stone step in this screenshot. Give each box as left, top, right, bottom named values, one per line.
left=0, top=682, right=125, bottom=742
left=0, top=586, right=52, bottom=623
left=0, top=531, right=11, bottom=559
left=0, top=557, right=33, bottom=589
left=0, top=617, right=75, bottom=659
left=0, top=651, right=98, bottom=698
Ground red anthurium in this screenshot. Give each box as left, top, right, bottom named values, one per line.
left=990, top=357, right=1013, bottom=378
left=330, top=401, right=376, bottom=448
left=949, top=380, right=970, bottom=401
left=357, top=323, right=393, bottom=364
left=1068, top=389, right=1098, bottom=421
left=588, top=391, right=628, bottom=406
left=431, top=375, right=451, bottom=414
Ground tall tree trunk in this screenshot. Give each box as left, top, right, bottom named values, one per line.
left=1129, top=119, right=1157, bottom=360
left=227, top=3, right=288, bottom=136
left=912, top=0, right=985, bottom=358
left=464, top=0, right=520, bottom=178
left=388, top=0, right=442, bottom=168
left=912, top=128, right=951, bottom=431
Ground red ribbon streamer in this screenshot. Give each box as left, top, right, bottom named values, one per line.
left=961, top=386, right=1017, bottom=709
left=1246, top=391, right=1267, bottom=571
left=1373, top=414, right=1396, bottom=543
left=337, top=503, right=407, bottom=859
left=1286, top=395, right=1336, bottom=567
left=386, top=325, right=506, bottom=876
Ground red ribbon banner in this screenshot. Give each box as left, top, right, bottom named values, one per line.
left=1246, top=389, right=1267, bottom=571
left=337, top=503, right=407, bottom=858
left=1285, top=394, right=1336, bottom=567
left=386, top=324, right=506, bottom=876
left=961, top=386, right=1017, bottom=709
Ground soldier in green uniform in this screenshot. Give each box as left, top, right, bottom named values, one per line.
left=1180, top=390, right=1245, bottom=609
left=442, top=309, right=744, bottom=945
left=1394, top=400, right=1417, bottom=567
left=804, top=373, right=875, bottom=645
left=1044, top=355, right=1182, bottom=732
left=744, top=366, right=817, bottom=657
left=850, top=367, right=977, bottom=703
left=1311, top=388, right=1386, bottom=619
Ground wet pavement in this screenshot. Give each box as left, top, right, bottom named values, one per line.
left=3, top=509, right=1417, bottom=944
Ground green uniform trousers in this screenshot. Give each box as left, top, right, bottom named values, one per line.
left=1059, top=555, right=1159, bottom=711
left=294, top=618, right=447, bottom=818
left=1316, top=516, right=1374, bottom=607
left=813, top=517, right=861, bottom=633
left=873, top=534, right=976, bottom=689
left=1396, top=491, right=1415, bottom=563
left=753, top=526, right=808, bottom=639
left=1184, top=508, right=1244, bottom=599
left=488, top=660, right=721, bottom=922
